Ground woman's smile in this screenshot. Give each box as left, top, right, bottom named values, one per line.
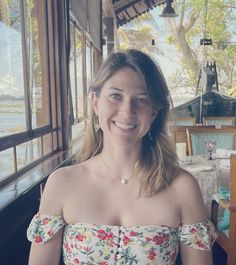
left=113, top=121, right=136, bottom=130
left=92, top=67, right=157, bottom=145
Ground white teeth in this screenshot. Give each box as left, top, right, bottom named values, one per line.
left=115, top=122, right=135, bottom=129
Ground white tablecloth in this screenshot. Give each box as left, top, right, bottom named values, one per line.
left=181, top=156, right=230, bottom=213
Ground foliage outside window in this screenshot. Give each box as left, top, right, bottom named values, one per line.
left=0, top=0, right=58, bottom=185
left=86, top=43, right=93, bottom=89
left=70, top=21, right=83, bottom=124
left=70, top=18, right=97, bottom=144
left=117, top=0, right=236, bottom=105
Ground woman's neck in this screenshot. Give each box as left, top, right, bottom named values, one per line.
left=100, top=142, right=141, bottom=182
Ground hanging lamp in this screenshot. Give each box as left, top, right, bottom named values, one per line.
left=160, top=0, right=178, bottom=17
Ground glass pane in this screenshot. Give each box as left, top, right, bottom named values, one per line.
left=25, top=0, right=50, bottom=128
left=16, top=137, right=42, bottom=170
left=52, top=131, right=58, bottom=151
left=72, top=121, right=85, bottom=144
left=0, top=148, right=14, bottom=181
left=43, top=133, right=52, bottom=155
left=86, top=45, right=92, bottom=88
left=0, top=0, right=26, bottom=137
left=76, top=30, right=83, bottom=119
left=70, top=23, right=77, bottom=120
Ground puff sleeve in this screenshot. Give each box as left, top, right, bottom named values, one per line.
left=27, top=212, right=65, bottom=244
left=178, top=220, right=218, bottom=250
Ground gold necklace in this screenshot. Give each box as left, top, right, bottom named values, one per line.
left=100, top=154, right=129, bottom=184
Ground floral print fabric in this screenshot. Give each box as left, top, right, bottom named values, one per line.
left=178, top=221, right=217, bottom=250
left=27, top=213, right=217, bottom=265
left=63, top=223, right=178, bottom=265
left=27, top=213, right=64, bottom=244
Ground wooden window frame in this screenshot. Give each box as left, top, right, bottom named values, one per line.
left=0, top=0, right=62, bottom=187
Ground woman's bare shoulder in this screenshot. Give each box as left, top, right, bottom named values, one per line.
left=39, top=158, right=95, bottom=214
left=48, top=162, right=87, bottom=182
left=171, top=168, right=200, bottom=191
left=48, top=156, right=99, bottom=181
left=170, top=168, right=204, bottom=204
left=170, top=168, right=207, bottom=223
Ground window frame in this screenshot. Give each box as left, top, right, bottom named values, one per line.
left=0, top=0, right=60, bottom=187
left=0, top=0, right=103, bottom=188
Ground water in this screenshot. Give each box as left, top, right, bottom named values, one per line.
left=0, top=99, right=41, bottom=181
left=0, top=99, right=26, bottom=137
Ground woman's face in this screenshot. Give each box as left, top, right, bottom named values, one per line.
left=92, top=67, right=158, bottom=146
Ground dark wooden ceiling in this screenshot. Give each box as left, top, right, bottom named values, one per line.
left=112, top=0, right=165, bottom=27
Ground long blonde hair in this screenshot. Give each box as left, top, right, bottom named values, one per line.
left=77, top=49, right=178, bottom=196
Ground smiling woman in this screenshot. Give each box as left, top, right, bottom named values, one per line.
left=92, top=68, right=157, bottom=147
left=27, top=49, right=216, bottom=265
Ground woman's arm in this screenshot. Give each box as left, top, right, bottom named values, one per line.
left=28, top=229, right=63, bottom=265
left=175, top=171, right=213, bottom=265
left=28, top=169, right=66, bottom=265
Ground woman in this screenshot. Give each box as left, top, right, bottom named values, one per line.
left=27, top=49, right=215, bottom=265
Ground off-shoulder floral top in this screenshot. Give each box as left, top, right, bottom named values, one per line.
left=27, top=213, right=217, bottom=265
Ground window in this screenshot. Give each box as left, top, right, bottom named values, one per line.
left=25, top=0, right=50, bottom=129
left=86, top=43, right=93, bottom=89
left=0, top=0, right=58, bottom=185
left=0, top=0, right=102, bottom=185
left=70, top=19, right=96, bottom=144
left=0, top=0, right=25, bottom=137
left=70, top=21, right=83, bottom=123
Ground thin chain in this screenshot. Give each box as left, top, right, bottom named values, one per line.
left=100, top=154, right=129, bottom=184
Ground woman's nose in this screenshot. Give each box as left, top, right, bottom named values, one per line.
left=119, top=99, right=135, bottom=115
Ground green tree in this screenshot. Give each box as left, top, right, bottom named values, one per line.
left=167, top=0, right=236, bottom=95
left=116, top=1, right=236, bottom=97
left=117, top=13, right=159, bottom=56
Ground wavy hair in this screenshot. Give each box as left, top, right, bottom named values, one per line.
left=77, top=49, right=179, bottom=196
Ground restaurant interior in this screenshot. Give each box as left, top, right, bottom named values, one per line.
left=0, top=0, right=235, bottom=264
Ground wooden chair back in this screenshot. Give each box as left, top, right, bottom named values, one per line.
left=203, top=117, right=236, bottom=126
left=172, top=125, right=214, bottom=155
left=186, top=126, right=236, bottom=156
left=175, top=117, right=196, bottom=126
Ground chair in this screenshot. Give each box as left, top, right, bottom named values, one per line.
left=211, top=154, right=236, bottom=265
left=172, top=125, right=215, bottom=155
left=186, top=127, right=236, bottom=156
left=203, top=117, right=236, bottom=126
left=172, top=125, right=193, bottom=156
left=175, top=117, right=196, bottom=126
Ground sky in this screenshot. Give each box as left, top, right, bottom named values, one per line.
left=0, top=1, right=235, bottom=98
left=0, top=21, right=24, bottom=97
left=151, top=3, right=236, bottom=72
left=149, top=8, right=180, bottom=79
left=118, top=2, right=236, bottom=104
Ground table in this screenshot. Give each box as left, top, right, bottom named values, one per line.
left=180, top=155, right=230, bottom=213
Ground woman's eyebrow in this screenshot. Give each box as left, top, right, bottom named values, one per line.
left=108, top=87, right=148, bottom=96
left=108, top=87, right=123, bottom=92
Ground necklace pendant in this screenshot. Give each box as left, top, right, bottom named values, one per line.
left=120, top=178, right=128, bottom=184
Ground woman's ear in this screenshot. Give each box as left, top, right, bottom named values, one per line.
left=92, top=91, right=99, bottom=115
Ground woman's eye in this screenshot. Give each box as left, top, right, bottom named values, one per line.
left=135, top=98, right=149, bottom=105
left=110, top=94, right=122, bottom=100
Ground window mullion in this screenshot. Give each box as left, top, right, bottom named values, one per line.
left=44, top=0, right=53, bottom=130
left=82, top=33, right=87, bottom=118
left=20, top=0, right=32, bottom=135
left=13, top=146, right=17, bottom=173
left=44, top=0, right=54, bottom=152
left=73, top=24, right=78, bottom=121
